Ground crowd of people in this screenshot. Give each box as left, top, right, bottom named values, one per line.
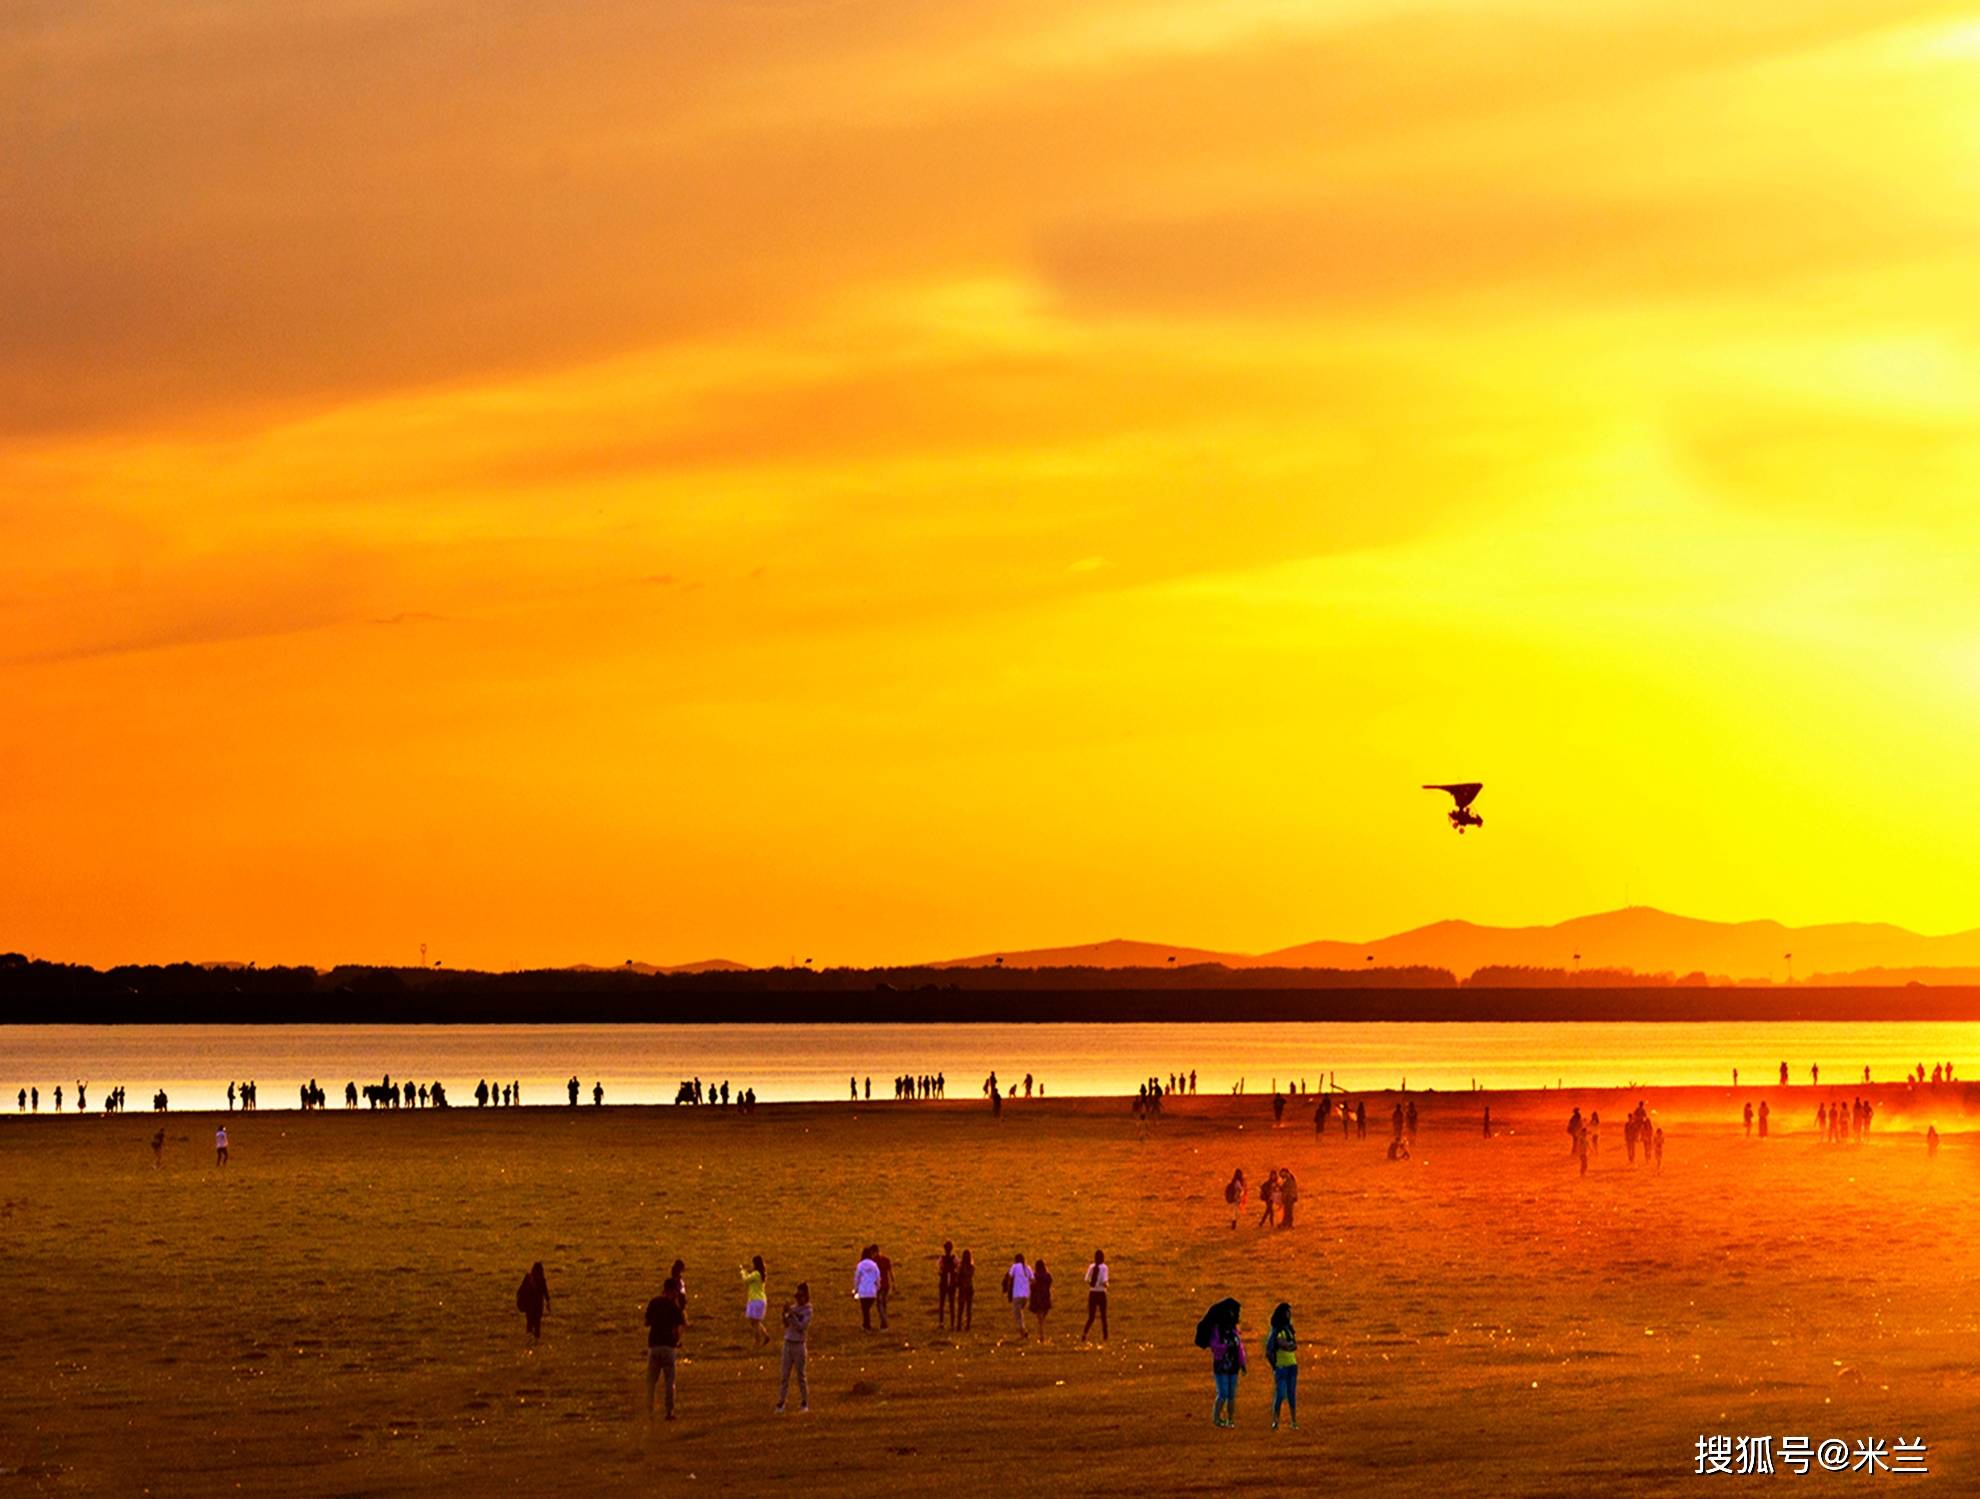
left=517, top=1242, right=1115, bottom=1423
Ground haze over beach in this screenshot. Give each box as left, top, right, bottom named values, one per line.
left=8, top=0, right=1980, bottom=1494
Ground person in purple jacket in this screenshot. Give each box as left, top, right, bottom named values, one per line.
left=1196, top=1298, right=1246, bottom=1427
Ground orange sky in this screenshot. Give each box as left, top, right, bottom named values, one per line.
left=9, top=0, right=1980, bottom=969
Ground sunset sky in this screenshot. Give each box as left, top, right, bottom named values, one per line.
left=9, top=0, right=1980, bottom=968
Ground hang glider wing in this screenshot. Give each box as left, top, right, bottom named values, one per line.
left=1422, top=782, right=1483, bottom=810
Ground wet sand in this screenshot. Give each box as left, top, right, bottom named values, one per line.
left=2, top=1083, right=1974, bottom=1495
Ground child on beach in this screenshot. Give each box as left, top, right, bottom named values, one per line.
left=776, top=1283, right=812, bottom=1413
left=1266, top=1303, right=1298, bottom=1430
left=742, top=1256, right=769, bottom=1345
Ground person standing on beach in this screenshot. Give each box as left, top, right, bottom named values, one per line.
left=1927, top=1125, right=1939, bottom=1158
left=1314, top=1099, right=1328, bottom=1137
left=226, top=1082, right=235, bottom=1112
left=645, top=1277, right=687, bottom=1420
left=1758, top=1099, right=1769, bottom=1137
left=592, top=1080, right=604, bottom=1106
left=1355, top=1099, right=1366, bottom=1139
left=15, top=1088, right=22, bottom=1111
left=742, top=1256, right=769, bottom=1345
left=1272, top=1091, right=1286, bottom=1127
left=854, top=1247, right=881, bottom=1330
left=874, top=1246, right=894, bottom=1329
left=938, top=1242, right=959, bottom=1329
left=1482, top=1105, right=1492, bottom=1139
left=957, top=1249, right=976, bottom=1330
left=214, top=1125, right=229, bottom=1167
left=1030, top=1258, right=1054, bottom=1341
left=1277, top=1168, right=1298, bottom=1230
left=776, top=1283, right=812, bottom=1413
left=1266, top=1303, right=1299, bottom=1430
left=1257, top=1168, right=1279, bottom=1228
left=1005, top=1253, right=1032, bottom=1338
left=151, top=1127, right=165, bottom=1165
left=568, top=1076, right=579, bottom=1106
left=1744, top=1102, right=1753, bottom=1137
left=1082, top=1251, right=1109, bottom=1342
left=1226, top=1168, right=1247, bottom=1230
left=1199, top=1299, right=1245, bottom=1428
left=517, top=1262, right=550, bottom=1341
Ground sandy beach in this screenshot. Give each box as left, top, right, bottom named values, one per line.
left=2, top=1084, right=1973, bottom=1496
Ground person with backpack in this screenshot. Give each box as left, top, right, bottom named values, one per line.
left=516, top=1262, right=550, bottom=1341
left=1266, top=1302, right=1298, bottom=1429
left=1196, top=1298, right=1245, bottom=1427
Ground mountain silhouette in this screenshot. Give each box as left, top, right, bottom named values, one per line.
left=929, top=907, right=1980, bottom=982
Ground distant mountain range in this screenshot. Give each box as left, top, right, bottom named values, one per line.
left=925, top=907, right=1980, bottom=983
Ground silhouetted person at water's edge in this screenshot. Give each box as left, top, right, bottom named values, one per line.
left=593, top=1080, right=604, bottom=1106
left=517, top=1262, right=550, bottom=1341
left=1780, top=1061, right=1789, bottom=1086
left=568, top=1076, right=579, bottom=1106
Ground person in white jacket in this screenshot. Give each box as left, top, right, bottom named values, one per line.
left=854, top=1246, right=882, bottom=1331
left=1005, top=1254, right=1033, bottom=1338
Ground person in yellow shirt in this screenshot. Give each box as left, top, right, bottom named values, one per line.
left=741, top=1256, right=769, bottom=1345
left=1266, top=1302, right=1298, bottom=1430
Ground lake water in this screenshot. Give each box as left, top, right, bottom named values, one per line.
left=2, top=1021, right=1973, bottom=1111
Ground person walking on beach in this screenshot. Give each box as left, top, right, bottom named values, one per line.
left=214, top=1125, right=229, bottom=1167
left=874, top=1246, right=894, bottom=1329
left=854, top=1247, right=881, bottom=1331
left=1277, top=1167, right=1299, bottom=1230
left=957, top=1249, right=976, bottom=1330
left=645, top=1277, right=687, bottom=1420
left=1082, top=1250, right=1109, bottom=1342
left=1272, top=1091, right=1286, bottom=1127
left=517, top=1262, right=550, bottom=1341
left=1198, top=1298, right=1245, bottom=1428
left=776, top=1282, right=812, bottom=1414
left=938, top=1241, right=960, bottom=1329
left=1030, top=1258, right=1054, bottom=1341
left=1211, top=1164, right=1243, bottom=1219
left=742, top=1256, right=770, bottom=1345
left=1266, top=1302, right=1299, bottom=1430
left=1005, top=1253, right=1032, bottom=1338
